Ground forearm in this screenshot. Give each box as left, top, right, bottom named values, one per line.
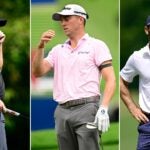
left=0, top=44, right=3, bottom=70
left=120, top=77, right=138, bottom=112
left=101, top=76, right=116, bottom=107
left=32, top=30, right=55, bottom=77
left=32, top=46, right=45, bottom=77
left=0, top=31, right=5, bottom=70
left=120, top=77, right=149, bottom=123
left=94, top=70, right=116, bottom=132
left=101, top=68, right=116, bottom=107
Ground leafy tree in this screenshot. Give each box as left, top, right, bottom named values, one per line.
left=0, top=0, right=30, bottom=149
left=120, top=0, right=150, bottom=68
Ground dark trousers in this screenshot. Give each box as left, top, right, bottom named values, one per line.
left=137, top=114, right=150, bottom=150
left=54, top=102, right=100, bottom=150
left=0, top=113, right=7, bottom=150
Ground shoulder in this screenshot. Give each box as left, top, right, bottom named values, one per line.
left=52, top=44, right=64, bottom=50
left=132, top=44, right=149, bottom=58
left=87, top=36, right=110, bottom=53
left=88, top=36, right=108, bottom=46
left=49, top=44, right=65, bottom=53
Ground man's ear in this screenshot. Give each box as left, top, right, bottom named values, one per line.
left=144, top=26, right=149, bottom=35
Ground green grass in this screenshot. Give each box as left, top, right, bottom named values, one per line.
left=31, top=122, right=118, bottom=150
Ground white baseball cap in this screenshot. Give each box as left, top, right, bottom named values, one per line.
left=52, top=4, right=89, bottom=21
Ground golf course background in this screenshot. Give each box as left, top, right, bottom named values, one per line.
left=31, top=0, right=119, bottom=150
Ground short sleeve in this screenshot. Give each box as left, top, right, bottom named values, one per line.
left=44, top=51, right=54, bottom=67
left=94, top=40, right=112, bottom=66
left=120, top=53, right=138, bottom=83
left=44, top=45, right=60, bottom=68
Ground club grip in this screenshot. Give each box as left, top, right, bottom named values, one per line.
left=5, top=108, right=20, bottom=116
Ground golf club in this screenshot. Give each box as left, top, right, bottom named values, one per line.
left=86, top=122, right=104, bottom=150
left=4, top=108, right=29, bottom=119
left=86, top=122, right=97, bottom=129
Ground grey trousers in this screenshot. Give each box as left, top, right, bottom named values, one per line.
left=0, top=113, right=7, bottom=150
left=54, top=102, right=100, bottom=150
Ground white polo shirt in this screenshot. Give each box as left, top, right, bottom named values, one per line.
left=45, top=34, right=112, bottom=103
left=120, top=44, right=150, bottom=113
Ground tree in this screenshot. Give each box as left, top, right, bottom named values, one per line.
left=0, top=0, right=30, bottom=149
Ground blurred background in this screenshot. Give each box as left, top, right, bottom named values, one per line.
left=0, top=0, right=30, bottom=150
left=31, top=0, right=119, bottom=150
left=120, top=0, right=150, bottom=149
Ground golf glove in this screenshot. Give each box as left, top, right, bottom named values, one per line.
left=94, top=106, right=110, bottom=132
left=0, top=31, right=5, bottom=43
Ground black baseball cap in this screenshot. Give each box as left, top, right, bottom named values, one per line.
left=146, top=16, right=150, bottom=26
left=0, top=19, right=7, bottom=27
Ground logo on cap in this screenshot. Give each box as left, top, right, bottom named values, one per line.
left=52, top=4, right=89, bottom=21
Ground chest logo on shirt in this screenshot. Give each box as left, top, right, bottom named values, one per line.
left=78, top=51, right=90, bottom=55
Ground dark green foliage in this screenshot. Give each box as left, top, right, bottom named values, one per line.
left=120, top=0, right=150, bottom=68
left=0, top=0, right=30, bottom=149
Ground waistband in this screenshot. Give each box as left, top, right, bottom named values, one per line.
left=143, top=111, right=150, bottom=119
left=59, top=95, right=100, bottom=108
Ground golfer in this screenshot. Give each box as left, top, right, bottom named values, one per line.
left=120, top=16, right=150, bottom=150
left=32, top=4, right=116, bottom=150
left=0, top=19, right=7, bottom=150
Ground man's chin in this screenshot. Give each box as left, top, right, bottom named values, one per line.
left=64, top=32, right=71, bottom=37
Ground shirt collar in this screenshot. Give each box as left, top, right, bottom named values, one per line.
left=64, top=33, right=89, bottom=46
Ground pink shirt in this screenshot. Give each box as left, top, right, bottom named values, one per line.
left=45, top=34, right=112, bottom=103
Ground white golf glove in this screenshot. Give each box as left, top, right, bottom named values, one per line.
left=94, top=106, right=110, bottom=133
left=0, top=31, right=5, bottom=43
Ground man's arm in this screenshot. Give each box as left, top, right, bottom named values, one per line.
left=32, top=30, right=55, bottom=77
left=0, top=43, right=3, bottom=70
left=93, top=60, right=116, bottom=132
left=0, top=31, right=5, bottom=70
left=100, top=60, right=116, bottom=107
left=120, top=76, right=149, bottom=123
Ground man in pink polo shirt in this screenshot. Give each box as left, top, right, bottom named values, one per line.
left=32, top=4, right=116, bottom=150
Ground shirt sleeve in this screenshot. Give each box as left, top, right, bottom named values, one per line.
left=94, top=40, right=112, bottom=66
left=44, top=45, right=59, bottom=68
left=120, top=53, right=138, bottom=83
left=44, top=51, right=54, bottom=68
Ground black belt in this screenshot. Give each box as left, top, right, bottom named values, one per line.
left=143, top=112, right=150, bottom=119
left=59, top=95, right=100, bottom=108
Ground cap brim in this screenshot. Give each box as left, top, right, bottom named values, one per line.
left=52, top=13, right=62, bottom=21
left=147, top=23, right=150, bottom=26
left=0, top=19, right=7, bottom=27
left=52, top=12, right=75, bottom=21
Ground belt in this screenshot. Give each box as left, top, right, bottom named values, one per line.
left=143, top=111, right=150, bottom=119
left=59, top=95, right=100, bottom=108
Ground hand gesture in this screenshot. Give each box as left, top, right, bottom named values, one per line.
left=38, top=30, right=55, bottom=48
